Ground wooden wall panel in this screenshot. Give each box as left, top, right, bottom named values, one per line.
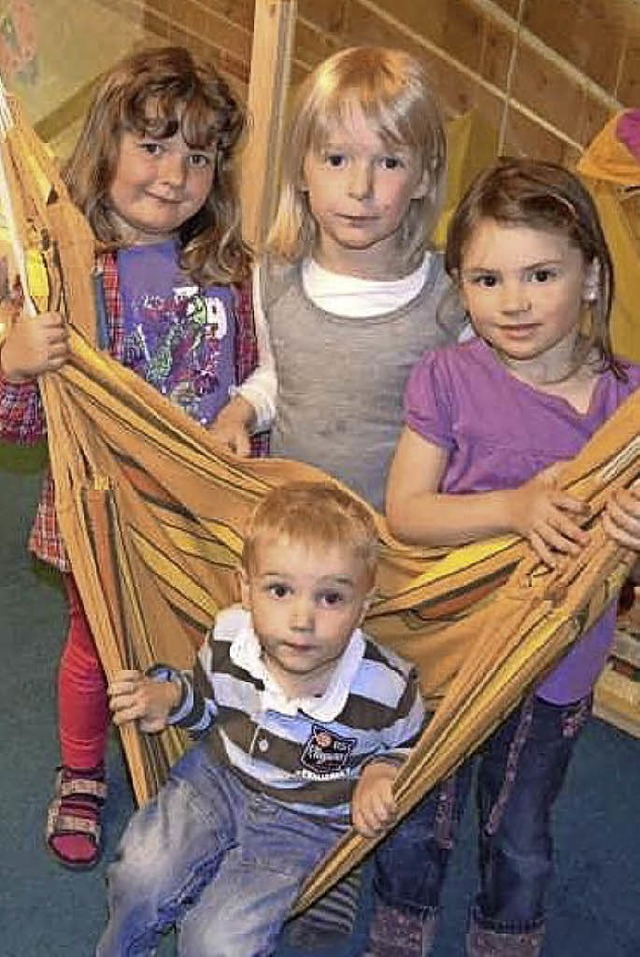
left=297, top=0, right=347, bottom=37
left=294, top=18, right=341, bottom=71
left=618, top=42, right=640, bottom=104
left=83, top=0, right=640, bottom=166
left=142, top=0, right=252, bottom=74
left=523, top=0, right=623, bottom=93
left=477, top=19, right=513, bottom=94
left=511, top=45, right=592, bottom=146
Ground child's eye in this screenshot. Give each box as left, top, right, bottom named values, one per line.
left=378, top=156, right=403, bottom=170
left=324, top=153, right=347, bottom=169
left=139, top=141, right=163, bottom=156
left=188, top=153, right=212, bottom=169
left=529, top=268, right=556, bottom=283
left=468, top=274, right=498, bottom=288
left=266, top=583, right=290, bottom=599
left=318, top=590, right=346, bottom=608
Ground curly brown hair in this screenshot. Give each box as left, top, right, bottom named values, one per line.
left=63, top=45, right=250, bottom=284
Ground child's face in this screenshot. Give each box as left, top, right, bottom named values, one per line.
left=108, top=124, right=215, bottom=244
left=240, top=536, right=374, bottom=696
left=459, top=218, right=595, bottom=370
left=302, top=105, right=429, bottom=276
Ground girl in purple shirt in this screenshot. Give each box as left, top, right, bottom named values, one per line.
left=370, top=160, right=640, bottom=957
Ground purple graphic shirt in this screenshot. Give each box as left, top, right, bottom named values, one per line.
left=119, top=241, right=236, bottom=427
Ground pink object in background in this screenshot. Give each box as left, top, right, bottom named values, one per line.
left=616, top=110, right=640, bottom=162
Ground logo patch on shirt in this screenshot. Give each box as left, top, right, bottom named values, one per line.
left=300, top=724, right=356, bottom=777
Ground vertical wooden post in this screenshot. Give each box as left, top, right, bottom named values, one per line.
left=241, top=0, right=297, bottom=248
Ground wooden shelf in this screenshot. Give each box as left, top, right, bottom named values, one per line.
left=593, top=660, right=640, bottom=739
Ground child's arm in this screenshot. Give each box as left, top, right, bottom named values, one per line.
left=386, top=425, right=590, bottom=566
left=0, top=309, right=69, bottom=382
left=209, top=265, right=277, bottom=456
left=0, top=310, right=70, bottom=444
left=350, top=660, right=426, bottom=838
left=209, top=393, right=260, bottom=456
left=351, top=760, right=399, bottom=838
left=108, top=669, right=182, bottom=733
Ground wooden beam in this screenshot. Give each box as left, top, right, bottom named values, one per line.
left=241, top=0, right=296, bottom=248
left=468, top=0, right=622, bottom=112
left=355, top=0, right=621, bottom=152
left=34, top=77, right=102, bottom=144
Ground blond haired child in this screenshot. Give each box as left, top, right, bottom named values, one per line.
left=98, top=482, right=426, bottom=957
left=212, top=45, right=466, bottom=510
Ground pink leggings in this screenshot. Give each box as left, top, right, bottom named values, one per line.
left=58, top=574, right=111, bottom=770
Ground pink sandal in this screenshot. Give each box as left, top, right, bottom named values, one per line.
left=45, top=766, right=107, bottom=870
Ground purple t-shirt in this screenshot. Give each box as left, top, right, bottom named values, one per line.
left=404, top=337, right=640, bottom=704
left=119, top=241, right=236, bottom=427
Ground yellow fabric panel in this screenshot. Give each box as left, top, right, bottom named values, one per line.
left=577, top=182, right=640, bottom=363
left=434, top=111, right=499, bottom=248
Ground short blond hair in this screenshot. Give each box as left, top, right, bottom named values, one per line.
left=242, top=482, right=378, bottom=584
left=266, top=46, right=446, bottom=265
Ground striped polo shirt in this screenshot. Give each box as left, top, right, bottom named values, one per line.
left=163, top=606, right=426, bottom=825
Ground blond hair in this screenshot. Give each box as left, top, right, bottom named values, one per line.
left=64, top=45, right=250, bottom=284
left=266, top=46, right=446, bottom=265
left=242, top=482, right=378, bottom=584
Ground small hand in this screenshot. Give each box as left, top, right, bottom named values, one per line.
left=208, top=395, right=254, bottom=456
left=0, top=310, right=69, bottom=382
left=508, top=463, right=590, bottom=565
left=351, top=761, right=398, bottom=838
left=602, top=480, right=640, bottom=553
left=107, top=669, right=181, bottom=733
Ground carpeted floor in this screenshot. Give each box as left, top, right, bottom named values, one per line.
left=1, top=447, right=639, bottom=956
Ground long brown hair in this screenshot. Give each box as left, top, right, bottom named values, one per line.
left=64, top=45, right=250, bottom=284
left=445, top=158, right=624, bottom=377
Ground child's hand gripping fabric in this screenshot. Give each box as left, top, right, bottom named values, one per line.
left=506, top=462, right=591, bottom=566
left=0, top=309, right=69, bottom=382
left=351, top=760, right=399, bottom=838
left=603, top=479, right=640, bottom=576
left=108, top=669, right=182, bottom=734
left=208, top=393, right=255, bottom=456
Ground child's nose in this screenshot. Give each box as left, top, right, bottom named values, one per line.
left=159, top=154, right=187, bottom=188
left=290, top=597, right=315, bottom=631
left=501, top=282, right=531, bottom=314
left=347, top=162, right=373, bottom=199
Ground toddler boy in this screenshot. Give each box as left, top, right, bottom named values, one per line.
left=97, top=481, right=425, bottom=957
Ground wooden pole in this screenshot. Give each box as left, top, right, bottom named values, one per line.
left=241, top=0, right=296, bottom=249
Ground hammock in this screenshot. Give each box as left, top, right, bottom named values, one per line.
left=2, top=87, right=639, bottom=913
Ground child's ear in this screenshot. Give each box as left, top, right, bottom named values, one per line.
left=582, top=258, right=601, bottom=302
left=357, top=586, right=377, bottom=626
left=238, top=567, right=252, bottom=610
left=297, top=156, right=311, bottom=193
left=411, top=168, right=434, bottom=201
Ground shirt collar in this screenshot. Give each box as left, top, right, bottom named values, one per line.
left=226, top=607, right=365, bottom=720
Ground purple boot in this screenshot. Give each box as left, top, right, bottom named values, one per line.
left=366, top=902, right=438, bottom=957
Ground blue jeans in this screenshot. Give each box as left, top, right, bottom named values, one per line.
left=471, top=694, right=591, bottom=935
left=96, top=745, right=342, bottom=957
left=374, top=695, right=591, bottom=935
left=374, top=765, right=473, bottom=916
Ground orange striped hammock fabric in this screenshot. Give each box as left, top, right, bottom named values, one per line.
left=2, top=94, right=639, bottom=912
